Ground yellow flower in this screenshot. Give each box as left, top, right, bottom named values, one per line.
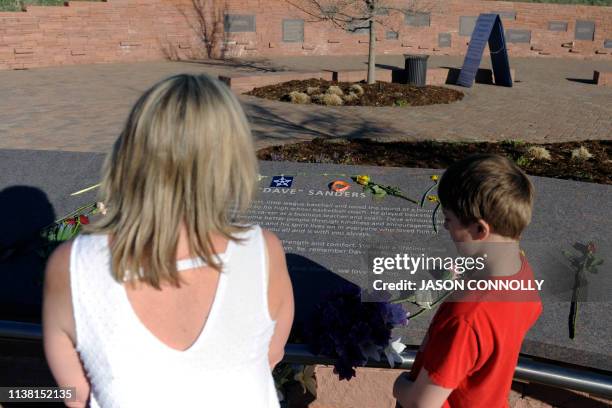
left=427, top=195, right=438, bottom=203
left=356, top=175, right=370, bottom=185
left=430, top=175, right=439, bottom=181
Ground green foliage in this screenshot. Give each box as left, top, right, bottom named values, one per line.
left=515, top=155, right=530, bottom=167
left=501, top=139, right=526, bottom=148
left=394, top=99, right=409, bottom=107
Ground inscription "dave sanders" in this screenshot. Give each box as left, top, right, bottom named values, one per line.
left=262, top=187, right=367, bottom=198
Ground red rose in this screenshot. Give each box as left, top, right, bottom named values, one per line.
left=66, top=218, right=77, bottom=225
left=79, top=215, right=90, bottom=225
left=587, top=241, right=596, bottom=254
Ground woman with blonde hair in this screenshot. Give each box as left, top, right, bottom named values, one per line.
left=42, top=74, right=294, bottom=407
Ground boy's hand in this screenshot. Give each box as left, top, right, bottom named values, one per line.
left=393, top=372, right=413, bottom=401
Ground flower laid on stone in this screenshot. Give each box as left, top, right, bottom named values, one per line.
left=351, top=175, right=417, bottom=203
left=420, top=174, right=442, bottom=233
left=305, top=284, right=408, bottom=380
left=563, top=241, right=604, bottom=339
left=355, top=174, right=370, bottom=185
left=96, top=201, right=108, bottom=215
left=37, top=201, right=104, bottom=261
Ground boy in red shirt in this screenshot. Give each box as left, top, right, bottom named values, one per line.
left=393, top=154, right=542, bottom=408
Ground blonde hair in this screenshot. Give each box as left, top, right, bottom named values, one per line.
left=437, top=154, right=534, bottom=239
left=86, top=74, right=258, bottom=288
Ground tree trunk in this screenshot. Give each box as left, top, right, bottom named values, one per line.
left=367, top=19, right=376, bottom=84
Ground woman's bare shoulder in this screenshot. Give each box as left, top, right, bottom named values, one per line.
left=45, top=240, right=73, bottom=286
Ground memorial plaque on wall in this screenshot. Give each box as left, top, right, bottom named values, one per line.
left=605, top=39, right=612, bottom=48
left=491, top=10, right=516, bottom=20
left=575, top=20, right=595, bottom=41
left=459, top=16, right=478, bottom=37
left=385, top=31, right=399, bottom=40
left=438, top=32, right=451, bottom=48
left=548, top=21, right=568, bottom=32
left=224, top=14, right=256, bottom=33
left=405, top=12, right=431, bottom=27
left=506, top=29, right=531, bottom=43
left=282, top=19, right=304, bottom=42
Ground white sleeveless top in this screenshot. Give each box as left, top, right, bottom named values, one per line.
left=70, top=225, right=279, bottom=408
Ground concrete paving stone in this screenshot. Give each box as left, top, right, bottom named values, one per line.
left=0, top=55, right=610, bottom=153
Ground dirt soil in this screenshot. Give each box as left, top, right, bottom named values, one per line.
left=257, top=138, right=612, bottom=185
left=245, top=78, right=464, bottom=107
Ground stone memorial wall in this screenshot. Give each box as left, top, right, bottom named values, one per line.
left=1, top=0, right=611, bottom=70
left=1, top=151, right=612, bottom=371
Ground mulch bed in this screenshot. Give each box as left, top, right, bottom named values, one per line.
left=245, top=78, right=464, bottom=107
left=257, top=138, right=612, bottom=185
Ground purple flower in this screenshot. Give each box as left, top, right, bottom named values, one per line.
left=305, top=285, right=408, bottom=380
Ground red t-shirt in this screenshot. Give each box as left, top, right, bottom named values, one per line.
left=409, top=254, right=542, bottom=408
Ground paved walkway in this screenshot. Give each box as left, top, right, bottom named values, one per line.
left=0, top=55, right=611, bottom=153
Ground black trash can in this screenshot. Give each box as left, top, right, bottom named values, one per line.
left=404, top=54, right=429, bottom=87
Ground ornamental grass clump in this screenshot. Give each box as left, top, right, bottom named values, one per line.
left=322, top=93, right=344, bottom=106
left=306, top=86, right=320, bottom=95
left=288, top=91, right=311, bottom=104
left=349, top=83, right=364, bottom=96
left=326, top=85, right=344, bottom=96
left=342, top=92, right=360, bottom=103
left=527, top=146, right=551, bottom=161
left=571, top=146, right=593, bottom=161
left=311, top=94, right=324, bottom=104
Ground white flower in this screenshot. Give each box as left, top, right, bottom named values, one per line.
left=384, top=337, right=406, bottom=368
left=415, top=288, right=434, bottom=309
left=96, top=202, right=107, bottom=216
left=294, top=365, right=317, bottom=397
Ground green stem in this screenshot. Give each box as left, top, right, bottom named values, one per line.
left=432, top=202, right=441, bottom=233
left=419, top=182, right=438, bottom=208
left=379, top=184, right=418, bottom=204
left=568, top=252, right=591, bottom=339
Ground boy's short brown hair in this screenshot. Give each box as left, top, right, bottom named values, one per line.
left=438, top=154, right=534, bottom=239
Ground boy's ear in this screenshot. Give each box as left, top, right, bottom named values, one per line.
left=469, top=219, right=491, bottom=240
left=478, top=220, right=491, bottom=239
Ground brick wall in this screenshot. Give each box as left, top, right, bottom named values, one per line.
left=1, top=0, right=611, bottom=70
